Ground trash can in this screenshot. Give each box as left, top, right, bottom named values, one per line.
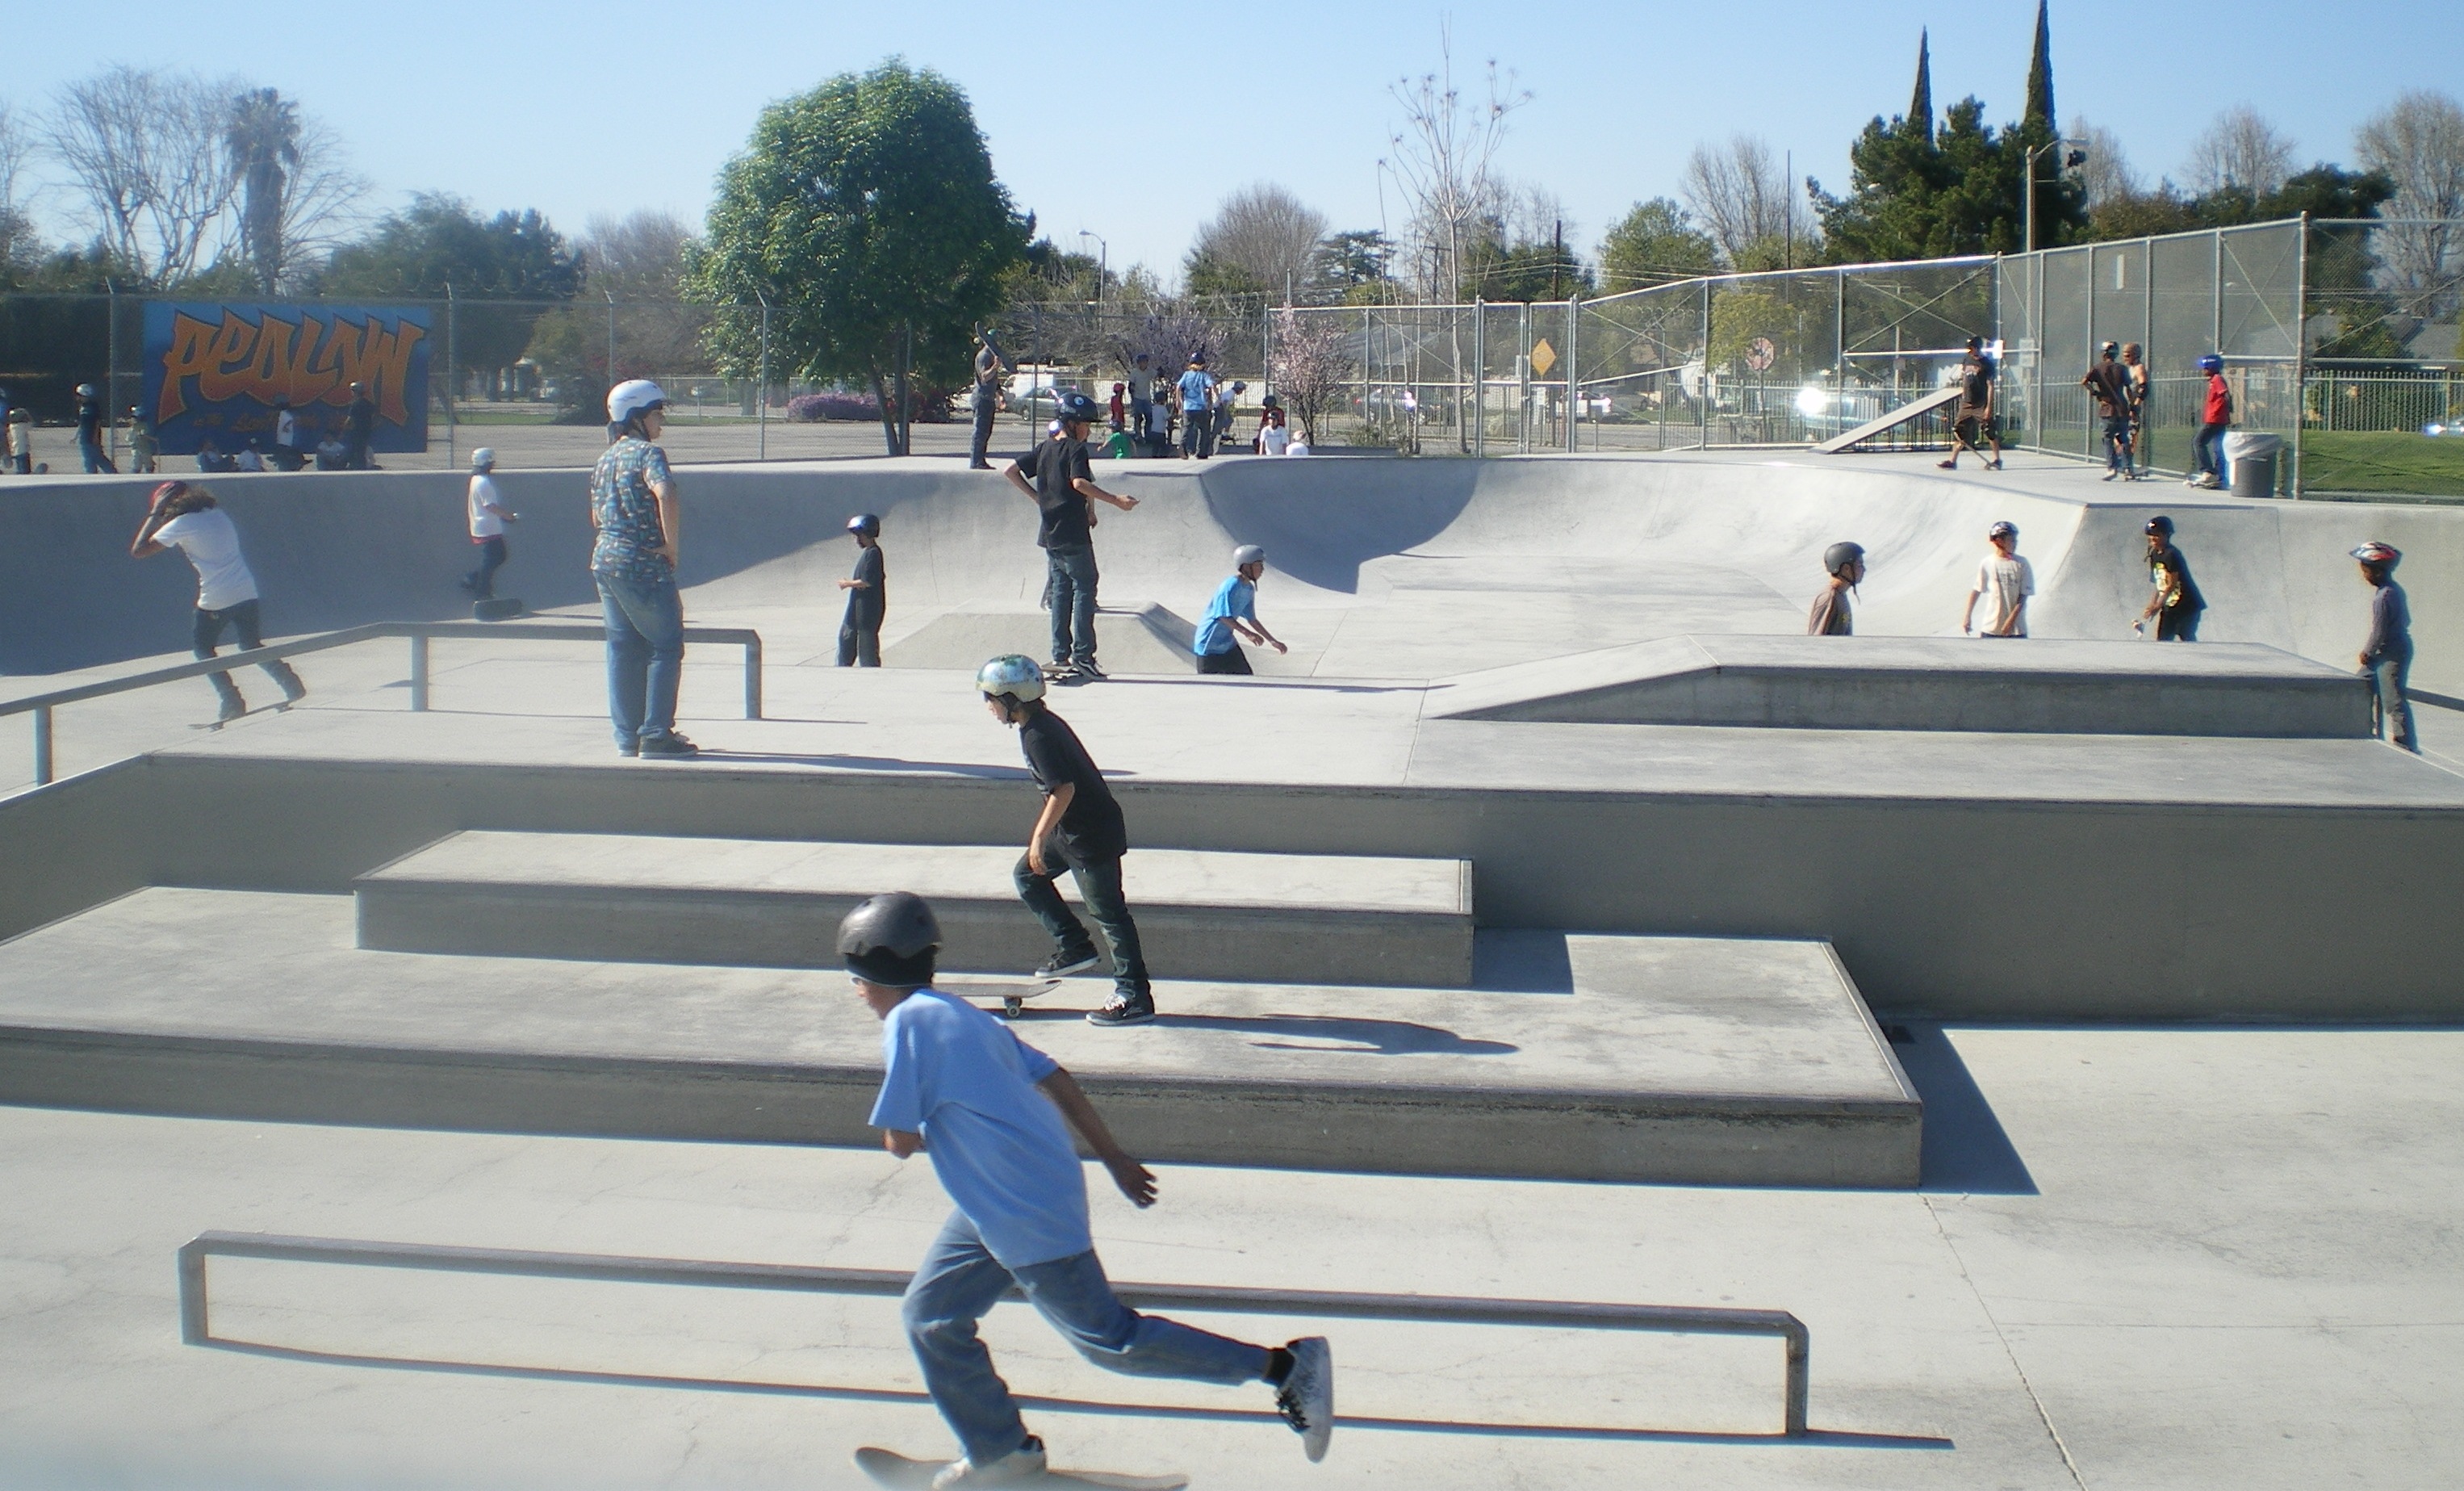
left=2224, top=432, right=2282, bottom=498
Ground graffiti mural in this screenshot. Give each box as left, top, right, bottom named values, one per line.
left=141, top=304, right=431, bottom=456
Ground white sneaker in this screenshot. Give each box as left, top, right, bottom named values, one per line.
left=1275, top=1337, right=1334, bottom=1462
left=931, top=1436, right=1046, bottom=1489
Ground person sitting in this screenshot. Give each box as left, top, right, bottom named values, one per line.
left=195, top=439, right=238, bottom=473
left=315, top=431, right=348, bottom=471
left=1256, top=406, right=1291, bottom=455
left=234, top=439, right=267, bottom=472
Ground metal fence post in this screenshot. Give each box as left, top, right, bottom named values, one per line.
left=1472, top=299, right=1486, bottom=459
left=755, top=295, right=770, bottom=462
left=1834, top=269, right=1847, bottom=444
left=1517, top=301, right=1531, bottom=454
left=2293, top=215, right=2309, bottom=498
left=31, top=706, right=52, bottom=786
left=1700, top=278, right=1712, bottom=450
left=1566, top=295, right=1580, bottom=454
left=743, top=636, right=763, bottom=719
left=105, top=282, right=119, bottom=466
left=445, top=284, right=458, bottom=472
left=1360, top=307, right=1374, bottom=446
left=408, top=635, right=429, bottom=713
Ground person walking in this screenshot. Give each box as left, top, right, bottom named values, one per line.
left=1961, top=521, right=2035, bottom=638
left=1177, top=355, right=1216, bottom=459
left=128, top=481, right=307, bottom=722
left=75, top=384, right=117, bottom=473
left=2082, top=341, right=2135, bottom=481
left=270, top=396, right=306, bottom=471
left=1212, top=380, right=1246, bottom=451
left=2352, top=542, right=2416, bottom=752
left=838, top=890, right=1334, bottom=1488
left=2131, top=516, right=2204, bottom=641
left=127, top=408, right=159, bottom=474
left=343, top=382, right=376, bottom=470
left=591, top=379, right=697, bottom=758
left=1194, top=545, right=1288, bottom=674
left=2189, top=354, right=2231, bottom=490
left=1002, top=390, right=1138, bottom=680
left=838, top=512, right=887, bottom=667
left=2121, top=342, right=2152, bottom=478
left=968, top=329, right=1008, bottom=471
left=977, top=656, right=1160, bottom=1026
left=458, top=447, right=518, bottom=600
left=1809, top=541, right=1864, bottom=635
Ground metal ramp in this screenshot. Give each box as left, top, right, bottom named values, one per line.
left=1813, top=385, right=1962, bottom=454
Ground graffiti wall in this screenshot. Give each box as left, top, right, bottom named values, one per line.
left=141, top=304, right=430, bottom=456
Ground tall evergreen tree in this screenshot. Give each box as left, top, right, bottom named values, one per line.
left=2022, top=0, right=2056, bottom=140
left=1910, top=31, right=1934, bottom=144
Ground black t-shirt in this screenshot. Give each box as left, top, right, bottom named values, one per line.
left=1018, top=706, right=1127, bottom=861
left=1960, top=365, right=1993, bottom=411
left=2085, top=361, right=2131, bottom=416
left=2150, top=542, right=2204, bottom=614
left=1019, top=438, right=1094, bottom=549
left=845, top=543, right=885, bottom=623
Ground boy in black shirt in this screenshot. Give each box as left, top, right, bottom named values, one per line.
left=838, top=512, right=886, bottom=667
left=1004, top=391, right=1138, bottom=679
left=2131, top=515, right=2205, bottom=642
left=977, top=654, right=1155, bottom=1026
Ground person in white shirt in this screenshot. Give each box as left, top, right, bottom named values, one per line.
left=234, top=441, right=266, bottom=472
left=458, top=447, right=519, bottom=598
left=1960, top=520, right=2035, bottom=638
left=270, top=397, right=305, bottom=471
left=1255, top=406, right=1291, bottom=455
left=129, top=481, right=307, bottom=721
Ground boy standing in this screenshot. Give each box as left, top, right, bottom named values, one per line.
left=839, top=512, right=887, bottom=667
left=458, top=447, right=518, bottom=600
left=1960, top=521, right=2035, bottom=638
left=1127, top=353, right=1156, bottom=442
left=2131, top=516, right=2204, bottom=642
left=977, top=655, right=1155, bottom=1027
left=1177, top=356, right=1216, bottom=460
left=1003, top=391, right=1137, bottom=680
left=1808, top=542, right=1864, bottom=635
left=2352, top=542, right=2415, bottom=752
left=2190, top=354, right=2232, bottom=490
left=1194, top=545, right=1288, bottom=674
left=2082, top=341, right=2134, bottom=481
left=1937, top=339, right=2002, bottom=471
left=839, top=891, right=1333, bottom=1488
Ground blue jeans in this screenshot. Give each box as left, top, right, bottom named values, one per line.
left=2370, top=656, right=2417, bottom=752
left=79, top=438, right=117, bottom=474
left=596, top=569, right=684, bottom=747
left=2193, top=422, right=2229, bottom=482
left=1045, top=544, right=1099, bottom=668
left=1014, top=845, right=1149, bottom=996
left=903, top=1211, right=1268, bottom=1466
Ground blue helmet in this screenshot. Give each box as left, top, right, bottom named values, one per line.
left=2197, top=354, right=2224, bottom=374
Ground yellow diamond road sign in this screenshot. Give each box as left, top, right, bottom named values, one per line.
left=1529, top=338, right=1558, bottom=377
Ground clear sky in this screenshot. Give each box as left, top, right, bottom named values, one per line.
left=10, top=1, right=2462, bottom=283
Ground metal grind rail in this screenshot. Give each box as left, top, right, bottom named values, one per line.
left=178, top=1230, right=1812, bottom=1438
left=5, top=621, right=763, bottom=785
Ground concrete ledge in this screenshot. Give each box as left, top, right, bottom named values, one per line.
left=354, top=832, right=1475, bottom=987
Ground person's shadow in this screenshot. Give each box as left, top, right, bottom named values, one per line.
left=1026, top=1008, right=1516, bottom=1056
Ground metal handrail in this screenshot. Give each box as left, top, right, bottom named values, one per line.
left=6, top=621, right=763, bottom=785
left=178, top=1230, right=1810, bottom=1436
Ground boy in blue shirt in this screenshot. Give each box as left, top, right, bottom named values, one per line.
left=1194, top=544, right=1288, bottom=676
left=841, top=892, right=1334, bottom=1487
left=1176, top=355, right=1216, bottom=460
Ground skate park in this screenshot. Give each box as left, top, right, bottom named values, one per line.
left=6, top=446, right=2464, bottom=1489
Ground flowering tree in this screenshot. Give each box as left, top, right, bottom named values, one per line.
left=1268, top=308, right=1354, bottom=445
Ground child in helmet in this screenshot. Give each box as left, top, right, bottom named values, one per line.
left=1960, top=521, right=2034, bottom=638
left=1809, top=542, right=1864, bottom=635
left=977, top=655, right=1154, bottom=1026
left=1194, top=545, right=1288, bottom=674
left=2353, top=542, right=2415, bottom=751
left=1002, top=391, right=1138, bottom=679
left=2190, top=355, right=2232, bottom=489
left=838, top=512, right=886, bottom=666
left=2082, top=341, right=2134, bottom=481
left=458, top=448, right=517, bottom=600
left=2131, top=516, right=2204, bottom=641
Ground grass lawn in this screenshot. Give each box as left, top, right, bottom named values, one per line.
left=2298, top=431, right=2464, bottom=498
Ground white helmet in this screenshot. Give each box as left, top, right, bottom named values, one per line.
left=76, top=383, right=96, bottom=397
left=976, top=655, right=1046, bottom=704
left=470, top=447, right=496, bottom=471
left=607, top=379, right=668, bottom=426
left=1232, top=544, right=1265, bottom=568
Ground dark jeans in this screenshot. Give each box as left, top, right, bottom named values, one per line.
left=191, top=598, right=304, bottom=709
left=2102, top=413, right=2132, bottom=471
left=2369, top=655, right=2417, bottom=752
left=1045, top=544, right=1099, bottom=667
left=464, top=535, right=507, bottom=598
left=1014, top=844, right=1149, bottom=996
left=79, top=438, right=117, bottom=474
left=596, top=568, right=684, bottom=748
left=1132, top=399, right=1152, bottom=440
left=838, top=613, right=881, bottom=667
left=345, top=432, right=371, bottom=470
left=2193, top=423, right=2229, bottom=482
left=969, top=395, right=996, bottom=467
left=2155, top=606, right=2203, bottom=641
left=1196, top=645, right=1252, bottom=675
left=1180, top=408, right=1209, bottom=459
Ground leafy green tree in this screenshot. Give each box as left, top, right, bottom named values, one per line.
left=688, top=60, right=1027, bottom=454
left=1598, top=199, right=1717, bottom=291
left=1309, top=230, right=1392, bottom=299
left=316, top=193, right=581, bottom=379
left=1183, top=252, right=1268, bottom=299
left=1002, top=237, right=1111, bottom=304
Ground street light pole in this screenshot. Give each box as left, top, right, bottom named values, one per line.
left=2024, top=141, right=2087, bottom=253
left=1078, top=231, right=1107, bottom=302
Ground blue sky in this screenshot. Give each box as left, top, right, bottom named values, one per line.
left=10, top=2, right=2462, bottom=281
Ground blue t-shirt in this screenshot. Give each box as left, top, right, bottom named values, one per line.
left=1178, top=369, right=1215, bottom=412
left=590, top=436, right=676, bottom=582
left=1194, top=575, right=1256, bottom=655
left=868, top=988, right=1091, bottom=1268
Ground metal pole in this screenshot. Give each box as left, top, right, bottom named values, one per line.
left=105, top=281, right=119, bottom=466
left=897, top=322, right=914, bottom=457
left=408, top=635, right=429, bottom=713
left=605, top=291, right=617, bottom=402
left=1566, top=295, right=1580, bottom=454
left=1472, top=298, right=1485, bottom=458
left=743, top=636, right=763, bottom=719
left=2293, top=216, right=2309, bottom=498
left=1360, top=308, right=1373, bottom=446
left=756, top=296, right=769, bottom=462
left=1834, top=268, right=1846, bottom=443
left=445, top=284, right=458, bottom=472
left=1700, top=278, right=1712, bottom=450
left=1517, top=301, right=1530, bottom=454
left=31, top=706, right=52, bottom=786
left=2083, top=247, right=2097, bottom=459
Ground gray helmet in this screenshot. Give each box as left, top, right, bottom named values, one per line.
left=847, top=512, right=881, bottom=537
left=1823, top=541, right=1865, bottom=577
left=1053, top=390, right=1103, bottom=426
left=976, top=654, right=1046, bottom=704
left=839, top=892, right=941, bottom=986
left=1232, top=544, right=1265, bottom=568
left=471, top=447, right=496, bottom=471
left=76, top=383, right=96, bottom=397
left=1988, top=521, right=2018, bottom=540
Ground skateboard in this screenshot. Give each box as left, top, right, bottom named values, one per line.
left=471, top=596, right=525, bottom=622
left=190, top=702, right=293, bottom=731
left=938, top=974, right=1064, bottom=1020
left=854, top=1447, right=1188, bottom=1490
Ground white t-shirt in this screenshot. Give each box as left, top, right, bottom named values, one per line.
left=1286, top=438, right=1311, bottom=456
left=1258, top=424, right=1290, bottom=455
left=153, top=509, right=260, bottom=611
left=235, top=447, right=265, bottom=471
left=467, top=472, right=505, bottom=537
left=1972, top=553, right=2035, bottom=636
left=274, top=410, right=297, bottom=447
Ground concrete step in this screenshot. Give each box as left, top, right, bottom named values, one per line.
left=0, top=889, right=1922, bottom=1187
left=355, top=831, right=1476, bottom=988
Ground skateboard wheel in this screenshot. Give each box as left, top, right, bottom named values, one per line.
left=1003, top=997, right=1023, bottom=1018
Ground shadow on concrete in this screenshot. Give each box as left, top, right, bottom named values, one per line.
left=1472, top=931, right=1576, bottom=994
left=198, top=1339, right=1951, bottom=1449
left=1891, top=1024, right=2039, bottom=1196
left=1013, top=1008, right=1519, bottom=1055
left=688, top=750, right=1036, bottom=779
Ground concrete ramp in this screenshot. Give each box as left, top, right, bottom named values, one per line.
left=1813, top=386, right=1963, bottom=454
left=881, top=602, right=1199, bottom=673
left=1429, top=635, right=2374, bottom=737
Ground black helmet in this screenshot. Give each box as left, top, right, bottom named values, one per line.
left=839, top=892, right=941, bottom=986
left=1823, top=541, right=1866, bottom=577
left=2144, top=515, right=2175, bottom=537
left=1053, top=390, right=1102, bottom=426
left=847, top=513, right=881, bottom=537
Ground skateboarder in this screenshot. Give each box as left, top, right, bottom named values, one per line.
left=839, top=512, right=887, bottom=667
left=1003, top=390, right=1138, bottom=680
left=592, top=379, right=696, bottom=758
left=1960, top=521, right=2034, bottom=638
left=2352, top=541, right=2416, bottom=752
left=2082, top=341, right=2135, bottom=481
left=128, top=481, right=307, bottom=722
left=2190, top=354, right=2232, bottom=490
left=977, top=655, right=1156, bottom=1026
left=1808, top=541, right=1864, bottom=635
left=2121, top=343, right=2152, bottom=478
left=839, top=890, right=1334, bottom=1489
left=2131, top=516, right=2204, bottom=641
left=458, top=448, right=518, bottom=600
left=969, top=329, right=1008, bottom=470
left=1194, top=544, right=1288, bottom=674
left=1938, top=337, right=2002, bottom=471
left=1176, top=355, right=1216, bottom=459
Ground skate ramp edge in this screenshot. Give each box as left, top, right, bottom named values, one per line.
left=881, top=602, right=1199, bottom=673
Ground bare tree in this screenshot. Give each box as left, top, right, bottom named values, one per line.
left=578, top=210, right=705, bottom=375
left=1186, top=183, right=1328, bottom=302
left=1267, top=307, right=1353, bottom=445
left=2355, top=90, right=2464, bottom=320
left=2186, top=107, right=2296, bottom=198
left=0, top=102, right=40, bottom=274
left=45, top=66, right=241, bottom=283
left=2067, top=119, right=2141, bottom=209
left=1381, top=25, right=1529, bottom=304
left=1682, top=136, right=1796, bottom=263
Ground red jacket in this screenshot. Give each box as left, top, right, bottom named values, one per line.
left=2203, top=373, right=2232, bottom=426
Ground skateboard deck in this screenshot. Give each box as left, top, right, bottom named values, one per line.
left=190, top=701, right=293, bottom=731
left=854, top=1447, right=1188, bottom=1489
left=471, top=597, right=525, bottom=622
left=937, top=974, right=1065, bottom=1019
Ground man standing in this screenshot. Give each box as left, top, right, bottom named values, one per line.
left=1126, top=352, right=1155, bottom=442
left=75, top=383, right=117, bottom=473
left=1003, top=390, right=1138, bottom=680
left=1193, top=544, right=1287, bottom=674
left=1939, top=340, right=2003, bottom=471
left=2131, top=516, right=2204, bottom=642
left=343, top=382, right=376, bottom=470
left=1809, top=541, right=1864, bottom=635
left=2082, top=341, right=2135, bottom=481
left=2121, top=343, right=2152, bottom=479
left=1177, top=355, right=1216, bottom=459
left=270, top=396, right=305, bottom=471
left=591, top=379, right=697, bottom=758
left=128, top=481, right=307, bottom=722
left=2352, top=542, right=2415, bottom=752
left=968, top=329, right=1008, bottom=471
left=458, top=448, right=517, bottom=600
left=838, top=512, right=886, bottom=667
left=1960, top=521, right=2035, bottom=638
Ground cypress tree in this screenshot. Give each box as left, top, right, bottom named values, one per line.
left=1910, top=31, right=1934, bottom=144
left=2022, top=0, right=2056, bottom=140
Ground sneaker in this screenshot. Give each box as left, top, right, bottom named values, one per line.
left=1935, top=459, right=1957, bottom=470
left=615, top=741, right=640, bottom=758
left=1070, top=659, right=1106, bottom=680
left=279, top=676, right=308, bottom=705
left=1035, top=948, right=1102, bottom=978
left=215, top=695, right=248, bottom=723
left=1086, top=993, right=1156, bottom=1026
left=2102, top=471, right=2119, bottom=482
left=637, top=731, right=699, bottom=758
left=1985, top=459, right=2004, bottom=471
left=1275, top=1337, right=1334, bottom=1462
left=930, top=1436, right=1046, bottom=1489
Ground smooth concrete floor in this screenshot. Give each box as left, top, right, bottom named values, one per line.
left=5, top=1024, right=2462, bottom=1489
